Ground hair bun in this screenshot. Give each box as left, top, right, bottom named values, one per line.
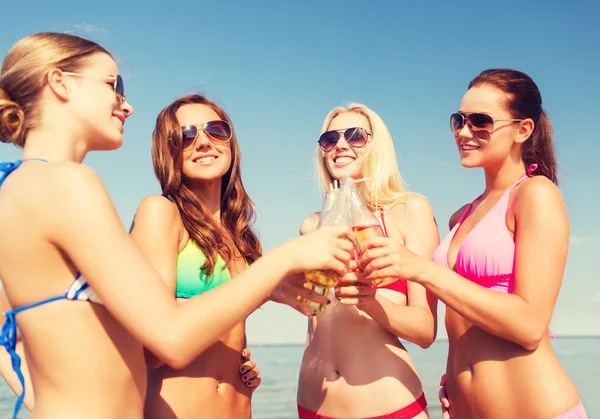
left=0, top=88, right=25, bottom=146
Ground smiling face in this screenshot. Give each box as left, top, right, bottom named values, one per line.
left=454, top=84, right=531, bottom=170
left=65, top=52, right=134, bottom=151
left=177, top=103, right=232, bottom=186
left=323, top=111, right=372, bottom=180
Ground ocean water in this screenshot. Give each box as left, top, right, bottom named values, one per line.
left=0, top=338, right=597, bottom=418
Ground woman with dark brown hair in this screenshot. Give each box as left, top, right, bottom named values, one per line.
left=132, top=93, right=325, bottom=419
left=360, top=69, right=587, bottom=418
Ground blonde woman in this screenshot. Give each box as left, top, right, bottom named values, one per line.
left=0, top=32, right=352, bottom=419
left=297, top=103, right=440, bottom=419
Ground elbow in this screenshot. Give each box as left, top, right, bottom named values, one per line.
left=517, top=324, right=546, bottom=352
left=416, top=331, right=436, bottom=349
left=149, top=333, right=199, bottom=370
left=520, top=332, right=544, bottom=352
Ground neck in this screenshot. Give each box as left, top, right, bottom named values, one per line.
left=483, top=159, right=526, bottom=196
left=22, top=128, right=88, bottom=163
left=191, top=179, right=222, bottom=220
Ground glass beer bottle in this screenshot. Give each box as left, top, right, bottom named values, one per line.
left=344, top=177, right=399, bottom=287
left=302, top=185, right=350, bottom=313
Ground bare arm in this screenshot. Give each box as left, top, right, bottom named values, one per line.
left=367, top=177, right=567, bottom=351
left=0, top=287, right=34, bottom=411
left=129, top=195, right=181, bottom=368
left=44, top=164, right=352, bottom=369
left=354, top=196, right=440, bottom=348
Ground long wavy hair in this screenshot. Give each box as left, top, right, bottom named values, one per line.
left=315, top=103, right=409, bottom=211
left=152, top=94, right=261, bottom=275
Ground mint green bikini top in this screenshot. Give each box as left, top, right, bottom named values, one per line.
left=176, top=240, right=232, bottom=299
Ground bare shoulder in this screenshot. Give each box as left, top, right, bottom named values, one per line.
left=135, top=195, right=180, bottom=221
left=131, top=195, right=183, bottom=239
left=42, top=162, right=110, bottom=208
left=449, top=203, right=471, bottom=231
left=299, top=212, right=320, bottom=235
left=514, top=176, right=565, bottom=214
left=387, top=193, right=435, bottom=222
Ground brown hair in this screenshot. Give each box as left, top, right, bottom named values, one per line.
left=0, top=32, right=110, bottom=147
left=468, top=69, right=557, bottom=184
left=152, top=94, right=261, bottom=275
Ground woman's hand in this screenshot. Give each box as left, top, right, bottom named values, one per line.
left=281, top=226, right=354, bottom=277
left=334, top=259, right=376, bottom=310
left=239, top=348, right=261, bottom=391
left=439, top=373, right=451, bottom=418
left=359, top=236, right=426, bottom=284
left=268, top=274, right=330, bottom=316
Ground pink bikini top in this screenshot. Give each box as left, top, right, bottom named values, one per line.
left=432, top=173, right=527, bottom=292
left=432, top=165, right=555, bottom=337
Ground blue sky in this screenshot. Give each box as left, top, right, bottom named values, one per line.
left=1, top=0, right=599, bottom=343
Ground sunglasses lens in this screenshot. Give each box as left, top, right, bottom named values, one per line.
left=468, top=113, right=494, bottom=132
left=344, top=127, right=369, bottom=147
left=205, top=120, right=232, bottom=142
left=115, top=75, right=125, bottom=102
left=450, top=113, right=464, bottom=132
left=181, top=125, right=198, bottom=148
left=318, top=131, right=340, bottom=152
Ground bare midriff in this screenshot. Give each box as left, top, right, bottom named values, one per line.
left=445, top=308, right=581, bottom=419
left=298, top=295, right=428, bottom=418
left=144, top=321, right=251, bottom=419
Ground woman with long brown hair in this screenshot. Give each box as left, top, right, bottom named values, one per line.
left=132, top=93, right=324, bottom=419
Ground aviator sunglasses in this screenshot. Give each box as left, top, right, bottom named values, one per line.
left=62, top=71, right=126, bottom=103
left=318, top=127, right=371, bottom=152
left=450, top=112, right=523, bottom=134
left=180, top=120, right=233, bottom=149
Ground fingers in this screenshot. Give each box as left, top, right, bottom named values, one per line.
left=334, top=284, right=375, bottom=306
left=359, top=246, right=392, bottom=266
left=239, top=360, right=256, bottom=374
left=359, top=235, right=392, bottom=250
left=241, top=348, right=251, bottom=361
left=295, top=285, right=329, bottom=307
left=240, top=365, right=261, bottom=389
left=246, top=375, right=261, bottom=389
left=362, top=257, right=394, bottom=278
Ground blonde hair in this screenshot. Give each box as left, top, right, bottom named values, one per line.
left=315, top=103, right=409, bottom=211
left=0, top=32, right=110, bottom=147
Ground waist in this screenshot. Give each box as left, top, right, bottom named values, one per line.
left=145, top=374, right=251, bottom=419
left=299, top=309, right=423, bottom=414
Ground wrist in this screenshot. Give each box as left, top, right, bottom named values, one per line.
left=414, top=258, right=435, bottom=286
left=357, top=293, right=379, bottom=312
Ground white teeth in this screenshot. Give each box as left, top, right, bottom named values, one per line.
left=195, top=156, right=217, bottom=163
left=462, top=145, right=479, bottom=150
left=335, top=157, right=355, bottom=163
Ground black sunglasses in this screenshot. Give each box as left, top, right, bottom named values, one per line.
left=62, top=71, right=126, bottom=103
left=450, top=112, right=523, bottom=134
left=318, top=127, right=371, bottom=152
left=180, top=120, right=232, bottom=149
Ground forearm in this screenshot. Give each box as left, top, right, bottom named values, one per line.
left=162, top=246, right=291, bottom=368
left=419, top=261, right=545, bottom=350
left=360, top=295, right=436, bottom=348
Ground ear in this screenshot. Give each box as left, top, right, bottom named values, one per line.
left=514, top=118, right=534, bottom=145
left=46, top=69, right=71, bottom=102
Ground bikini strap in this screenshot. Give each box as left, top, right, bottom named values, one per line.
left=0, top=294, right=66, bottom=418
left=509, top=163, right=539, bottom=191
left=379, top=207, right=389, bottom=237
left=0, top=158, right=49, bottom=185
